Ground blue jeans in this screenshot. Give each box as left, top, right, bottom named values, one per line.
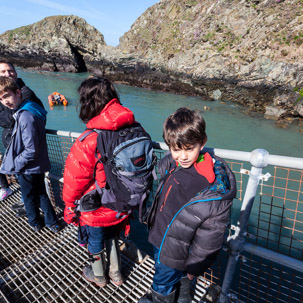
left=85, top=224, right=121, bottom=254
left=78, top=225, right=88, bottom=245
left=17, top=173, right=57, bottom=227
left=152, top=246, right=185, bottom=295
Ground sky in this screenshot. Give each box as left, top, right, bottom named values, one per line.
left=0, top=0, right=160, bottom=46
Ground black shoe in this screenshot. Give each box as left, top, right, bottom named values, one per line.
left=152, top=288, right=176, bottom=303
left=11, top=201, right=25, bottom=211
left=47, top=223, right=63, bottom=233
left=30, top=224, right=42, bottom=232
left=176, top=276, right=192, bottom=303
left=15, top=207, right=27, bottom=218
left=138, top=289, right=153, bottom=303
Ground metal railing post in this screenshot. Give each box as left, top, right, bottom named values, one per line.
left=218, top=149, right=269, bottom=303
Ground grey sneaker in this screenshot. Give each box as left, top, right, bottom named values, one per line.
left=15, top=207, right=27, bottom=218
left=47, top=223, right=63, bottom=233
left=11, top=201, right=25, bottom=210
left=109, top=271, right=123, bottom=286
left=30, top=224, right=42, bottom=232
left=83, top=265, right=107, bottom=287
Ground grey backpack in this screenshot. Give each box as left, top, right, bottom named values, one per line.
left=77, top=122, right=157, bottom=221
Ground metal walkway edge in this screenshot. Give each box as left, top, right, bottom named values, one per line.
left=0, top=183, right=209, bottom=303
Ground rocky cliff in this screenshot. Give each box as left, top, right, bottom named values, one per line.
left=0, top=15, right=107, bottom=72
left=118, top=0, right=303, bottom=120
left=1, top=1, right=303, bottom=121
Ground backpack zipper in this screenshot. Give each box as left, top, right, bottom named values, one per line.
left=113, top=137, right=150, bottom=156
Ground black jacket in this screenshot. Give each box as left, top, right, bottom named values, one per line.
left=147, top=153, right=237, bottom=276
left=0, top=78, right=44, bottom=147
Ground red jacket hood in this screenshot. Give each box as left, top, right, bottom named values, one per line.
left=86, top=98, right=135, bottom=130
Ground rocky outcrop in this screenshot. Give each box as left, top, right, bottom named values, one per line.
left=118, top=0, right=303, bottom=120
left=0, top=15, right=107, bottom=72
left=1, top=2, right=303, bottom=121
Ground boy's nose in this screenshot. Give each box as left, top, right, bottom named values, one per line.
left=180, top=151, right=188, bottom=160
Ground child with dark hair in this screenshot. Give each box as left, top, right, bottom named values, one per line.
left=63, top=76, right=135, bottom=287
left=139, top=107, right=237, bottom=303
left=0, top=76, right=60, bottom=233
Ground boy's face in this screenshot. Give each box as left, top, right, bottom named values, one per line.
left=170, top=143, right=204, bottom=168
left=0, top=89, right=22, bottom=109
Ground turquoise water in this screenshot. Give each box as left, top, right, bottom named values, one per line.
left=17, top=68, right=303, bottom=158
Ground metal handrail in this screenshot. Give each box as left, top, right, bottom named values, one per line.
left=46, top=129, right=303, bottom=169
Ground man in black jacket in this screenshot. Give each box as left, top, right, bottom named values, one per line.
left=0, top=60, right=45, bottom=217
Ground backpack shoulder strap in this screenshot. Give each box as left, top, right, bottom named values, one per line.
left=95, top=129, right=110, bottom=163
left=78, top=128, right=105, bottom=195
left=80, top=128, right=108, bottom=159
left=78, top=129, right=96, bottom=142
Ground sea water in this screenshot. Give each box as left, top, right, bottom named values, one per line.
left=17, top=68, right=303, bottom=158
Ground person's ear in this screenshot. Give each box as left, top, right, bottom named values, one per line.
left=200, top=135, right=208, bottom=150
left=16, top=89, right=21, bottom=98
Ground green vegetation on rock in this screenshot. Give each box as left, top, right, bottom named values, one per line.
left=8, top=25, right=31, bottom=41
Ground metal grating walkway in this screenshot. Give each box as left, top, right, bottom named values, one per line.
left=0, top=183, right=209, bottom=303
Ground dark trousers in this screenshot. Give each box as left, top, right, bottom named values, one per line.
left=152, top=246, right=185, bottom=295
left=0, top=173, right=9, bottom=188
left=17, top=173, right=57, bottom=227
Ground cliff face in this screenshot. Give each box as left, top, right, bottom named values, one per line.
left=120, top=0, right=303, bottom=73
left=0, top=2, right=303, bottom=121
left=118, top=0, right=303, bottom=119
left=0, top=15, right=107, bottom=72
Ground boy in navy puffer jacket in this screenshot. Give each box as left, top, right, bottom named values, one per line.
left=139, top=108, right=237, bottom=303
left=0, top=76, right=61, bottom=233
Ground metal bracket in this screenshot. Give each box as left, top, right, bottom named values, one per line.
left=230, top=225, right=256, bottom=240
left=240, top=169, right=271, bottom=181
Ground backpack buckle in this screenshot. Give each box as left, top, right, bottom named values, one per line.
left=119, top=130, right=127, bottom=137
left=100, top=155, right=108, bottom=163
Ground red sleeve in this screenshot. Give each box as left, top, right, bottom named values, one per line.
left=63, top=131, right=106, bottom=207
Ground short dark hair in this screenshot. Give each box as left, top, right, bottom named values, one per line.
left=0, top=76, right=20, bottom=94
left=163, top=107, right=207, bottom=149
left=0, top=59, right=16, bottom=72
left=77, top=76, right=120, bottom=123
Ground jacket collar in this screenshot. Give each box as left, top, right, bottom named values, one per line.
left=86, top=98, right=135, bottom=130
left=175, top=152, right=215, bottom=183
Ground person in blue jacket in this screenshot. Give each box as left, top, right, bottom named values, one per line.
left=139, top=107, right=237, bottom=303
left=0, top=76, right=61, bottom=233
left=0, top=60, right=45, bottom=218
